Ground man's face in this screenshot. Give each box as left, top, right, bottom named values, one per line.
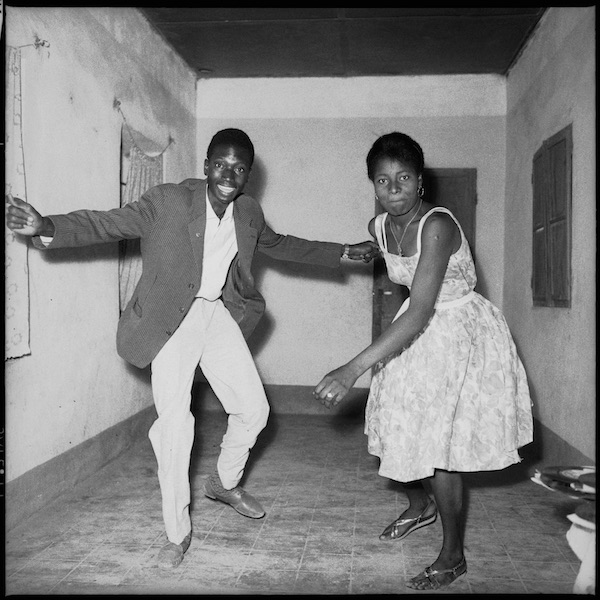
left=204, top=143, right=252, bottom=213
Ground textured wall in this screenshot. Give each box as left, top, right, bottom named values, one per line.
left=5, top=7, right=198, bottom=481
left=505, top=7, right=596, bottom=461
left=196, top=75, right=507, bottom=389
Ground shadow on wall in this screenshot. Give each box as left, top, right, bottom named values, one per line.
left=243, top=155, right=268, bottom=203
left=38, top=241, right=116, bottom=265
left=124, top=361, right=151, bottom=386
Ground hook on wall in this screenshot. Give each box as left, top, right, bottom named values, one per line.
left=33, top=36, right=50, bottom=49
left=114, top=98, right=174, bottom=155
left=16, top=35, right=50, bottom=50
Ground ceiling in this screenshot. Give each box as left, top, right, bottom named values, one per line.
left=139, top=7, right=547, bottom=79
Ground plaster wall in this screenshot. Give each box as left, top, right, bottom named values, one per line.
left=505, top=7, right=595, bottom=461
left=5, top=7, right=198, bottom=481
left=197, top=75, right=507, bottom=387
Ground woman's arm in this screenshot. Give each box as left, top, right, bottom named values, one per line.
left=314, top=212, right=460, bottom=407
left=367, top=217, right=376, bottom=239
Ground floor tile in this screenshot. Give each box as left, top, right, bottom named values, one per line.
left=299, top=551, right=353, bottom=574
left=251, top=531, right=309, bottom=552
left=350, top=572, right=408, bottom=595
left=244, top=549, right=304, bottom=571
left=294, top=570, right=352, bottom=594
left=351, top=550, right=406, bottom=575
left=468, top=578, right=527, bottom=594
left=514, top=559, right=579, bottom=581
left=236, top=567, right=299, bottom=592
left=5, top=411, right=589, bottom=595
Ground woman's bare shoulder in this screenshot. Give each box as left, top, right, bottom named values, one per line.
left=368, top=216, right=378, bottom=237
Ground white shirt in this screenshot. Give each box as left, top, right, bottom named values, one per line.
left=196, top=190, right=238, bottom=301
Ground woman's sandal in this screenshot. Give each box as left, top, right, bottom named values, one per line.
left=379, top=499, right=437, bottom=541
left=406, top=556, right=467, bottom=590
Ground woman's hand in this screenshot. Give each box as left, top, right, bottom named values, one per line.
left=313, top=364, right=360, bottom=409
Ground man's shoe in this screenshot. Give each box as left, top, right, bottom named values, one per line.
left=157, top=532, right=191, bottom=569
left=204, top=474, right=265, bottom=519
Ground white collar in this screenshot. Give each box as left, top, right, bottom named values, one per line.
left=205, top=188, right=234, bottom=221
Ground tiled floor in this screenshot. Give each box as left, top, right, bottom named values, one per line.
left=5, top=407, right=585, bottom=595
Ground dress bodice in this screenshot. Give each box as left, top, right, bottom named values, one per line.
left=374, top=207, right=477, bottom=306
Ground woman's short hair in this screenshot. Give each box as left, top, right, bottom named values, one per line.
left=366, top=132, right=424, bottom=181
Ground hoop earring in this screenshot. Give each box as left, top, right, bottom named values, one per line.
left=418, top=186, right=425, bottom=198
left=375, top=194, right=379, bottom=201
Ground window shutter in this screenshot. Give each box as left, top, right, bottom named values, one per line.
left=532, top=150, right=548, bottom=304
left=547, top=134, right=571, bottom=306
left=531, top=124, right=572, bottom=308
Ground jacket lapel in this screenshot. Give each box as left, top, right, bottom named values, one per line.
left=188, top=181, right=207, bottom=271
left=233, top=198, right=258, bottom=266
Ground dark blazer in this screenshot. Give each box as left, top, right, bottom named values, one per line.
left=34, top=179, right=342, bottom=368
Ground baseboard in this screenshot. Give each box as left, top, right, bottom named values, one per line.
left=519, top=418, right=596, bottom=467
left=194, top=382, right=595, bottom=465
left=193, top=381, right=371, bottom=416
left=7, top=384, right=594, bottom=532
left=6, top=406, right=156, bottom=532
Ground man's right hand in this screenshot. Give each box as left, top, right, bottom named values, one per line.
left=6, top=194, right=50, bottom=237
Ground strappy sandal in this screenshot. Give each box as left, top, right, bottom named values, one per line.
left=379, top=499, right=437, bottom=541
left=406, top=556, right=467, bottom=590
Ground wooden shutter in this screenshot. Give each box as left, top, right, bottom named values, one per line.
left=531, top=125, right=572, bottom=307
left=532, top=150, right=548, bottom=303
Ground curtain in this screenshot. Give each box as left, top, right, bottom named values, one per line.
left=5, top=47, right=31, bottom=360
left=118, top=143, right=163, bottom=311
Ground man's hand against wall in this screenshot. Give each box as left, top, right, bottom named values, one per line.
left=5, top=194, right=53, bottom=237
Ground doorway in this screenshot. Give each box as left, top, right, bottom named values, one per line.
left=371, top=168, right=477, bottom=340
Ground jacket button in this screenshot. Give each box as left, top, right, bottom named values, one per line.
left=188, top=283, right=195, bottom=289
left=179, top=307, right=185, bottom=313
left=166, top=331, right=172, bottom=336
left=196, top=232, right=201, bottom=237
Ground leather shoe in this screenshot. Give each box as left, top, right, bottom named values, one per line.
left=157, top=532, right=191, bottom=569
left=204, top=475, right=265, bottom=519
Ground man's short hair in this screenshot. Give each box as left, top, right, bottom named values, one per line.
left=207, top=128, right=255, bottom=166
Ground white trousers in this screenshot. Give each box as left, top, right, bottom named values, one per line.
left=149, top=298, right=270, bottom=544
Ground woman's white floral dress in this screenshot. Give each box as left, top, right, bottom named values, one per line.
left=366, top=207, right=534, bottom=482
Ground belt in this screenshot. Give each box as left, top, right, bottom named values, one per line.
left=435, top=290, right=476, bottom=310
left=393, top=290, right=476, bottom=322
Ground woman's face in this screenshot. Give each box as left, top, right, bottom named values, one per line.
left=373, top=156, right=422, bottom=217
